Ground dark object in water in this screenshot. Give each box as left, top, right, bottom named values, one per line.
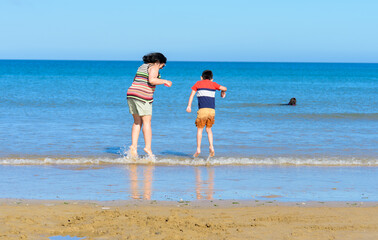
left=288, top=98, right=296, bottom=106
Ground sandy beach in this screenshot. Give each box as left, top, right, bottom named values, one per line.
left=1, top=199, right=377, bottom=240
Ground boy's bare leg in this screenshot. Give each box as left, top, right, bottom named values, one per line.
left=194, top=127, right=204, bottom=157
left=206, top=127, right=215, bottom=157
left=141, top=115, right=153, bottom=156
left=130, top=114, right=142, bottom=157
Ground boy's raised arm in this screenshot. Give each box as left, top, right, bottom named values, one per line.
left=186, top=90, right=196, bottom=113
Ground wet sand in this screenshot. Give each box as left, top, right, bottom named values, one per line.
left=1, top=165, right=377, bottom=202
left=1, top=199, right=377, bottom=239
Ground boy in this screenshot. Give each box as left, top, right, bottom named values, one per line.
left=186, top=70, right=227, bottom=157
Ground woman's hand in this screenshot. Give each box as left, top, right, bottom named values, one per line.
left=186, top=106, right=191, bottom=113
left=164, top=80, right=172, bottom=87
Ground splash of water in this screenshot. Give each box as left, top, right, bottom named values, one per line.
left=120, top=145, right=156, bottom=164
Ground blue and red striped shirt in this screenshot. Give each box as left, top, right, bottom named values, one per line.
left=191, top=80, right=221, bottom=109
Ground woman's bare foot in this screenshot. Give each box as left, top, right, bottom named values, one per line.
left=144, top=147, right=154, bottom=157
left=193, top=150, right=200, bottom=157
left=209, top=147, right=215, bottom=157
left=129, top=146, right=138, bottom=158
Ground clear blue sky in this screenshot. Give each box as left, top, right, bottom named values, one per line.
left=1, top=0, right=377, bottom=62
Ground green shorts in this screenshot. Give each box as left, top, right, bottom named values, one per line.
left=127, top=98, right=152, bottom=116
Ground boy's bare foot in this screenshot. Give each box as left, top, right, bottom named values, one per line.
left=193, top=150, right=200, bottom=158
left=129, top=146, right=138, bottom=158
left=144, top=147, right=154, bottom=157
left=209, top=147, right=215, bottom=157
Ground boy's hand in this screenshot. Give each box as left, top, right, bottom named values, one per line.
left=164, top=80, right=172, bottom=87
left=221, top=91, right=226, bottom=98
left=186, top=106, right=191, bottom=113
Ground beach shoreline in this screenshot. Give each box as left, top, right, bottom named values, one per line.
left=1, top=199, right=377, bottom=239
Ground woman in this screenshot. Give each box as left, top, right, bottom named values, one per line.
left=126, top=52, right=172, bottom=157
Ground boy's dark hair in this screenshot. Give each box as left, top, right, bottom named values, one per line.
left=143, top=52, right=167, bottom=64
left=202, top=70, right=213, bottom=80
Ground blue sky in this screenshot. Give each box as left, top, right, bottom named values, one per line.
left=1, top=0, right=377, bottom=62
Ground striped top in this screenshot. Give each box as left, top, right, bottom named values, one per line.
left=191, top=80, right=221, bottom=109
left=127, top=64, right=160, bottom=103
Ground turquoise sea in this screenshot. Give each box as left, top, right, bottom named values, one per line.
left=0, top=60, right=377, bottom=201
left=1, top=60, right=377, bottom=165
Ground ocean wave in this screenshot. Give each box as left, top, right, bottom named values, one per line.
left=0, top=156, right=377, bottom=166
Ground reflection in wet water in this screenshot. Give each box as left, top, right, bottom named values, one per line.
left=128, top=165, right=154, bottom=200
left=195, top=167, right=214, bottom=200
left=127, top=165, right=215, bottom=200
left=1, top=165, right=376, bottom=202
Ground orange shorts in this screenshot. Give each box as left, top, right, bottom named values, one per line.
left=195, top=108, right=215, bottom=128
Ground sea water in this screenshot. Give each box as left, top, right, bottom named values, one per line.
left=1, top=60, right=377, bottom=165
left=1, top=60, right=377, bottom=201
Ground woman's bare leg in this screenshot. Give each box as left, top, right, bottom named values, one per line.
left=141, top=115, right=153, bottom=156
left=130, top=114, right=142, bottom=157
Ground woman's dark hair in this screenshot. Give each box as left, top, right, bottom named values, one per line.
left=143, top=52, right=167, bottom=64
left=202, top=70, right=213, bottom=80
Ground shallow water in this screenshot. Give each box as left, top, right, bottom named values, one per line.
left=1, top=165, right=376, bottom=202
left=49, top=236, right=84, bottom=240
left=1, top=60, right=377, bottom=165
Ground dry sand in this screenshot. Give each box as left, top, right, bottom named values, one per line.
left=0, top=199, right=377, bottom=240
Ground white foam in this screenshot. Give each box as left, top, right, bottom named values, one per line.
left=0, top=156, right=377, bottom=166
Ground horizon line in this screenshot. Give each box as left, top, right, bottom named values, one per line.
left=0, top=58, right=377, bottom=64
